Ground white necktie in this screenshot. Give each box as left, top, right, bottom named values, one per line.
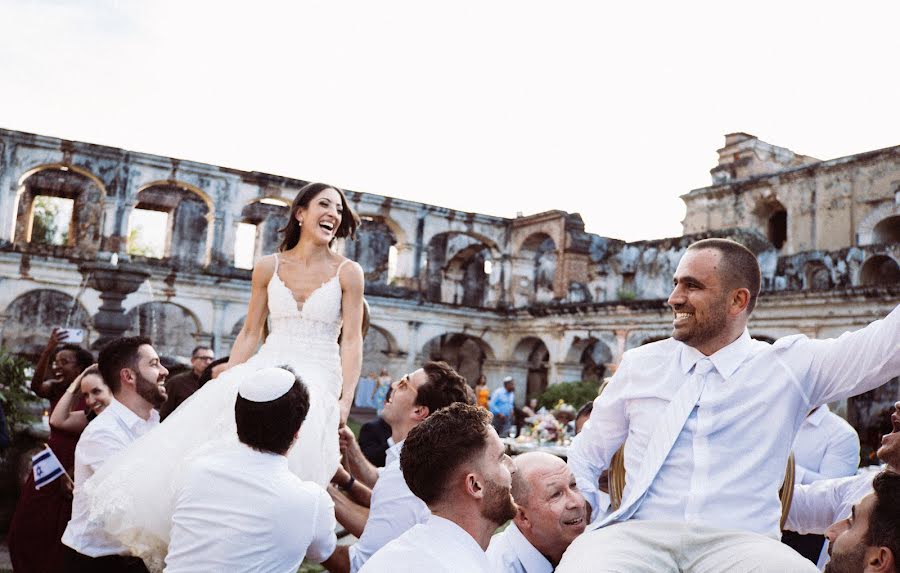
left=600, top=357, right=715, bottom=526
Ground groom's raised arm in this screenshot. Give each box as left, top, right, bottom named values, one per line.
left=776, top=304, right=900, bottom=408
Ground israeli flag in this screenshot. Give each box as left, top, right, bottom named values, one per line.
left=32, top=447, right=65, bottom=489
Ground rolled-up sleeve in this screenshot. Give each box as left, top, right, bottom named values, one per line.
left=306, top=489, right=338, bottom=564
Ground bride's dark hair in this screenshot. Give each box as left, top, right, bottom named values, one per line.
left=279, top=182, right=360, bottom=251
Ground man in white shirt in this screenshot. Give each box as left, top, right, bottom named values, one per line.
left=488, top=452, right=587, bottom=573
left=360, top=403, right=517, bottom=573
left=785, top=404, right=861, bottom=563
left=794, top=405, right=861, bottom=485
left=787, top=401, right=900, bottom=570
left=561, top=238, right=900, bottom=572
left=62, top=336, right=169, bottom=573
left=324, top=361, right=469, bottom=573
left=165, top=366, right=337, bottom=572
left=821, top=470, right=900, bottom=573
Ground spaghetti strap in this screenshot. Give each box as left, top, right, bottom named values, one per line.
left=336, top=258, right=351, bottom=275
left=272, top=253, right=281, bottom=272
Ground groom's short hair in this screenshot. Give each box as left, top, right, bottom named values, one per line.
left=235, top=367, right=310, bottom=456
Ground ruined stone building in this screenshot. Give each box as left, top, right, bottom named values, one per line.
left=1, top=129, right=897, bottom=433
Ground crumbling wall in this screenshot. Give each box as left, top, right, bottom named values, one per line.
left=124, top=301, right=199, bottom=359
left=0, top=289, right=92, bottom=355
left=347, top=217, right=396, bottom=284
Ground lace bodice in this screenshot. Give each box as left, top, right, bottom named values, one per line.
left=266, top=256, right=346, bottom=343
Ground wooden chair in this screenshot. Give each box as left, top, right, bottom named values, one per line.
left=608, top=447, right=795, bottom=529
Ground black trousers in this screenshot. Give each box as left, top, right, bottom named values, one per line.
left=64, top=546, right=150, bottom=573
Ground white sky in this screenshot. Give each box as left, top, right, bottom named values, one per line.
left=1, top=0, right=898, bottom=242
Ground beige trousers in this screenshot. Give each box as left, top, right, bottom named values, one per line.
left=557, top=520, right=819, bottom=573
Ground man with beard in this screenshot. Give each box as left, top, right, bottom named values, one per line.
left=787, top=401, right=900, bottom=570
left=562, top=238, right=899, bottom=572
left=62, top=336, right=168, bottom=572
left=488, top=452, right=587, bottom=572
left=360, top=403, right=516, bottom=573
left=822, top=470, right=899, bottom=573
left=324, top=361, right=469, bottom=573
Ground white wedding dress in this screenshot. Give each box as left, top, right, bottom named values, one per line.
left=84, top=256, right=346, bottom=571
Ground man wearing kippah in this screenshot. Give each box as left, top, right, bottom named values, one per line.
left=164, top=366, right=337, bottom=572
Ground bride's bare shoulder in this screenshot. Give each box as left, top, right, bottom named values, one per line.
left=250, top=254, right=278, bottom=285
left=335, top=257, right=364, bottom=286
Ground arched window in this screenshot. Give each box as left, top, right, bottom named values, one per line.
left=859, top=255, right=900, bottom=287
left=128, top=184, right=211, bottom=266
left=767, top=208, right=787, bottom=250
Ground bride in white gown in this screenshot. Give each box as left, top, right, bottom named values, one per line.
left=83, top=182, right=364, bottom=571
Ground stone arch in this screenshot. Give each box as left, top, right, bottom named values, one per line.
left=873, top=216, right=900, bottom=245
left=362, top=324, right=399, bottom=378
left=858, top=255, right=900, bottom=287
left=425, top=232, right=496, bottom=306
left=346, top=215, right=398, bottom=285
left=421, top=332, right=495, bottom=386
left=14, top=164, right=106, bottom=257
left=753, top=195, right=788, bottom=250
left=803, top=260, right=833, bottom=290
left=238, top=197, right=290, bottom=266
left=124, top=301, right=201, bottom=360
left=857, top=203, right=900, bottom=246
left=129, top=181, right=213, bottom=266
left=1, top=289, right=92, bottom=356
left=517, top=232, right=558, bottom=304
left=512, top=336, right=550, bottom=399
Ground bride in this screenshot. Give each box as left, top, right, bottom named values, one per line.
left=84, top=182, right=364, bottom=570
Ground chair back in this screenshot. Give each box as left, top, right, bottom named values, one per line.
left=608, top=445, right=796, bottom=529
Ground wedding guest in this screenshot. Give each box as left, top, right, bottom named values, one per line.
left=196, top=355, right=230, bottom=390
left=490, top=376, right=516, bottom=436
left=61, top=336, right=168, bottom=573
left=358, top=415, right=392, bottom=467
left=8, top=332, right=93, bottom=573
left=325, top=362, right=469, bottom=572
left=822, top=471, right=900, bottom=573
left=159, top=346, right=214, bottom=420
left=165, top=367, right=336, bottom=572
left=474, top=375, right=490, bottom=409
left=49, top=365, right=111, bottom=433
left=786, top=401, right=900, bottom=570
left=785, top=404, right=861, bottom=562
left=359, top=403, right=517, bottom=573
left=561, top=238, right=899, bottom=572
left=488, top=452, right=587, bottom=572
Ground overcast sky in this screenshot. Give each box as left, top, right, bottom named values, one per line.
left=1, top=0, right=897, bottom=241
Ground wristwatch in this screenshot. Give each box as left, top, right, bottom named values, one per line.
left=338, top=474, right=356, bottom=491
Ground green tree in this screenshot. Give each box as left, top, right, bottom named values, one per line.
left=30, top=196, right=61, bottom=244
left=0, top=348, right=40, bottom=438
left=537, top=379, right=601, bottom=410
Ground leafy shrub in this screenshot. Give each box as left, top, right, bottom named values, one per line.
left=0, top=348, right=40, bottom=437
left=537, top=380, right=601, bottom=410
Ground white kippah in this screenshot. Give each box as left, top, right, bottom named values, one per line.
left=238, top=367, right=296, bottom=402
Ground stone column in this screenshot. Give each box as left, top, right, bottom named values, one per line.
left=405, top=321, right=421, bottom=373
left=0, top=142, right=15, bottom=242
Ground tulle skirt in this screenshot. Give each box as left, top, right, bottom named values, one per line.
left=83, top=334, right=342, bottom=571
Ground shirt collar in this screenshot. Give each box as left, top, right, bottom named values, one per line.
left=427, top=515, right=486, bottom=559
left=106, top=397, right=159, bottom=428
left=806, top=404, right=830, bottom=427
left=505, top=522, right=553, bottom=573
left=678, top=328, right=752, bottom=380
left=386, top=439, right=404, bottom=466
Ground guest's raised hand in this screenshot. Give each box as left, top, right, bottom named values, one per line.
left=338, top=425, right=358, bottom=453
left=48, top=326, right=69, bottom=348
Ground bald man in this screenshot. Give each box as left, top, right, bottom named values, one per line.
left=487, top=452, right=588, bottom=572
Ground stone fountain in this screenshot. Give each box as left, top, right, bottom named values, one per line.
left=78, top=260, right=151, bottom=349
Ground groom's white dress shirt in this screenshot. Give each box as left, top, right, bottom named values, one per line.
left=164, top=442, right=336, bottom=573
left=349, top=440, right=429, bottom=572
left=568, top=305, right=899, bottom=539
left=359, top=515, right=490, bottom=573
left=62, top=398, right=159, bottom=557
left=487, top=522, right=553, bottom=573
